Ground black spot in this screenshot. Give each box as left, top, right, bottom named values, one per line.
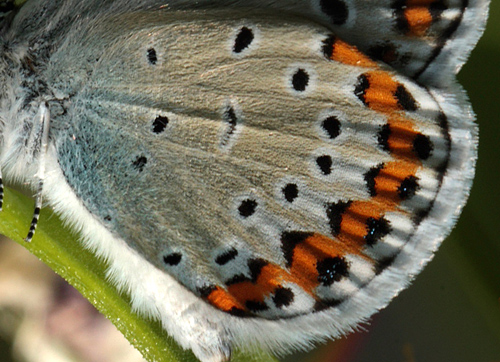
left=152, top=115, right=169, bottom=134
left=367, top=43, right=399, bottom=64
left=238, top=199, right=257, bottom=217
left=413, top=207, right=431, bottom=225
left=132, top=156, right=147, bottom=172
left=398, top=175, right=420, bottom=200
left=248, top=258, right=268, bottom=282
left=225, top=274, right=249, bottom=286
left=281, top=231, right=313, bottom=267
left=322, top=34, right=337, bottom=59
left=429, top=1, right=448, bottom=20
left=364, top=217, right=392, bottom=246
left=283, top=183, right=299, bottom=203
left=163, top=252, right=182, bottom=266
left=364, top=164, right=384, bottom=197
left=215, top=248, right=238, bottom=265
left=413, top=134, right=433, bottom=160
left=316, top=155, right=333, bottom=175
left=392, top=0, right=410, bottom=34
left=246, top=300, right=269, bottom=312
left=375, top=255, right=397, bottom=274
left=197, top=285, right=216, bottom=298
left=435, top=112, right=451, bottom=175
left=314, top=298, right=343, bottom=311
left=233, top=26, right=254, bottom=53
left=221, top=105, right=238, bottom=147
left=317, top=257, right=349, bottom=286
left=224, top=106, right=237, bottom=128
left=147, top=48, right=157, bottom=65
left=395, top=84, right=418, bottom=111
left=292, top=68, right=309, bottom=92
left=104, top=215, right=112, bottom=222
left=273, top=287, right=294, bottom=308
left=322, top=116, right=341, bottom=139
left=319, top=0, right=349, bottom=25
left=377, top=124, right=391, bottom=152
left=326, top=201, right=352, bottom=236
left=228, top=307, right=248, bottom=317
left=354, top=74, right=369, bottom=105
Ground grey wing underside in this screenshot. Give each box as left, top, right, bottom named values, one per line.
left=46, top=10, right=450, bottom=294
left=11, top=0, right=489, bottom=86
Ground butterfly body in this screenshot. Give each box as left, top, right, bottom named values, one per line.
left=0, top=1, right=489, bottom=361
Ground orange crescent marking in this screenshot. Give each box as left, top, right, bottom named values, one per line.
left=227, top=263, right=289, bottom=303
left=362, top=71, right=401, bottom=113
left=207, top=286, right=246, bottom=312
left=405, top=7, right=433, bottom=37
left=338, top=70, right=423, bottom=247
left=330, top=38, right=378, bottom=68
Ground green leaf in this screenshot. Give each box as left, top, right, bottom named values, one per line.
left=0, top=186, right=278, bottom=362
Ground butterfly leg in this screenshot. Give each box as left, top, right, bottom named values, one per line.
left=25, top=102, right=50, bottom=242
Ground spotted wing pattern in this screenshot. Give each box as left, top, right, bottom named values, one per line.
left=200, top=32, right=450, bottom=317
left=47, top=11, right=451, bottom=318
left=0, top=1, right=487, bottom=361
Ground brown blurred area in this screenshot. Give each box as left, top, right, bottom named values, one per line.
left=0, top=236, right=146, bottom=362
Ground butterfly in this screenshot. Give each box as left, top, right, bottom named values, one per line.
left=0, top=0, right=490, bottom=361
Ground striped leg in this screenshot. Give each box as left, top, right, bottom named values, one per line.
left=25, top=103, right=50, bottom=242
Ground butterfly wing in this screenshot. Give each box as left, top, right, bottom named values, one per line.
left=316, top=0, right=490, bottom=85
left=2, top=1, right=487, bottom=361
left=11, top=0, right=490, bottom=86
left=109, top=0, right=490, bottom=85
